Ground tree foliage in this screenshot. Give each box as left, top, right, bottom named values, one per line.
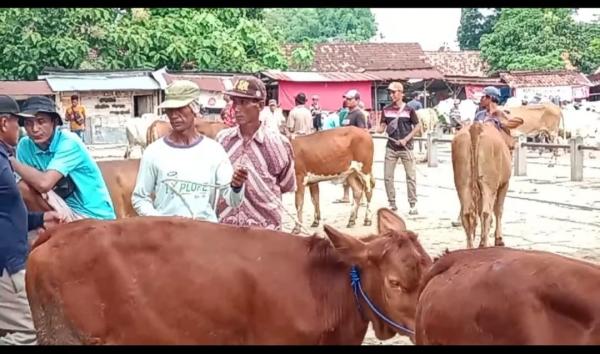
left=264, top=8, right=377, bottom=44
left=456, top=8, right=500, bottom=50
left=480, top=8, right=600, bottom=74
left=0, top=8, right=288, bottom=80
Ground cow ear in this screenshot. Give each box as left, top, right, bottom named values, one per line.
left=323, top=225, right=368, bottom=265
left=377, top=208, right=407, bottom=234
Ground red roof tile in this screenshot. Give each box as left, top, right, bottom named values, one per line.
left=500, top=70, right=592, bottom=88
left=365, top=69, right=444, bottom=81
left=588, top=73, right=600, bottom=86
left=424, top=50, right=489, bottom=77
left=0, top=80, right=53, bottom=95
left=284, top=42, right=434, bottom=72
left=262, top=70, right=379, bottom=82
left=163, top=73, right=227, bottom=92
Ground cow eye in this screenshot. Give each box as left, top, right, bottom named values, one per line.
left=388, top=279, right=403, bottom=289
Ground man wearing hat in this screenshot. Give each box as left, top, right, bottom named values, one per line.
left=341, top=89, right=367, bottom=128
left=474, top=86, right=503, bottom=127
left=259, top=98, right=285, bottom=134
left=132, top=80, right=247, bottom=220
left=12, top=96, right=115, bottom=221
left=216, top=76, right=296, bottom=231
left=376, top=81, right=421, bottom=215
left=0, top=95, right=64, bottom=345
left=287, top=92, right=313, bottom=137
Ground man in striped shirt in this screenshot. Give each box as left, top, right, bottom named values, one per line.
left=216, top=76, right=296, bottom=231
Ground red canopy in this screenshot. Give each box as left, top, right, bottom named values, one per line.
left=278, top=81, right=372, bottom=111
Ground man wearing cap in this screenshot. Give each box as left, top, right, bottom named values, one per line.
left=12, top=96, right=115, bottom=221
left=0, top=95, right=64, bottom=345
left=341, top=89, right=367, bottom=129
left=259, top=99, right=286, bottom=134
left=216, top=76, right=296, bottom=231
left=407, top=91, right=423, bottom=111
left=377, top=81, right=421, bottom=215
left=287, top=92, right=313, bottom=137
left=132, top=80, right=247, bottom=220
left=474, top=86, right=503, bottom=128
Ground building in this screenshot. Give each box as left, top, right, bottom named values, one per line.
left=499, top=70, right=593, bottom=102
left=161, top=71, right=234, bottom=115
left=0, top=80, right=55, bottom=109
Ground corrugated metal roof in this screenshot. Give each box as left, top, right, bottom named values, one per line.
left=365, top=69, right=444, bottom=81
left=45, top=76, right=160, bottom=92
left=0, top=80, right=53, bottom=95
left=445, top=76, right=505, bottom=86
left=163, top=73, right=227, bottom=92
left=262, top=70, right=378, bottom=82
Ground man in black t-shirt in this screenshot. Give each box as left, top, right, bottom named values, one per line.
left=377, top=82, right=421, bottom=215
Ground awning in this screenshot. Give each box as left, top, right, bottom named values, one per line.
left=278, top=81, right=372, bottom=111
left=45, top=76, right=160, bottom=92
left=0, top=80, right=53, bottom=95
left=263, top=70, right=379, bottom=82
left=363, top=69, right=444, bottom=81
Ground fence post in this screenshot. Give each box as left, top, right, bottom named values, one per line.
left=570, top=135, right=584, bottom=181
left=427, top=131, right=438, bottom=168
left=513, top=134, right=527, bottom=176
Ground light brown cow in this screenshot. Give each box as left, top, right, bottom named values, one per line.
left=291, top=126, right=375, bottom=232
left=416, top=247, right=600, bottom=344
left=26, top=209, right=431, bottom=344
left=19, top=159, right=141, bottom=219
left=451, top=118, right=523, bottom=248
left=146, top=117, right=228, bottom=145
left=504, top=102, right=562, bottom=139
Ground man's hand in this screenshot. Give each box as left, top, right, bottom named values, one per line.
left=231, top=167, right=248, bottom=188
left=43, top=211, right=66, bottom=229
left=397, top=138, right=408, bottom=147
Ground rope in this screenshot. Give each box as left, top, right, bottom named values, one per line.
left=350, top=265, right=415, bottom=336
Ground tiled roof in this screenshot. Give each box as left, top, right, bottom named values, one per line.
left=444, top=76, right=504, bottom=86
left=0, top=80, right=53, bottom=95
left=262, top=70, right=379, bottom=82
left=284, top=42, right=434, bottom=72
left=424, top=50, right=489, bottom=77
left=500, top=70, right=593, bottom=88
left=588, top=73, right=600, bottom=86
left=163, top=73, right=229, bottom=92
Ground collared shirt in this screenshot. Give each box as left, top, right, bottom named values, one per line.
left=0, top=141, right=44, bottom=275
left=16, top=128, right=115, bottom=220
left=216, top=124, right=296, bottom=230
left=287, top=105, right=313, bottom=135
left=259, top=107, right=285, bottom=133
left=132, top=136, right=244, bottom=221
left=407, top=99, right=423, bottom=111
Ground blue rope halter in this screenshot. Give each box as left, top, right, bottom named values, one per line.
left=349, top=265, right=415, bottom=336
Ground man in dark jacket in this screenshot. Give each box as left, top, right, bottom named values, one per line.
left=0, top=95, right=63, bottom=345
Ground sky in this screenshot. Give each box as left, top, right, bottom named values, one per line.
left=371, top=8, right=600, bottom=50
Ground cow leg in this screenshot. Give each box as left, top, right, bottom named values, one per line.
left=478, top=188, right=496, bottom=248
left=363, top=178, right=374, bottom=226
left=308, top=183, right=320, bottom=227
left=493, top=183, right=509, bottom=247
left=292, top=184, right=306, bottom=234
left=346, top=175, right=362, bottom=228
left=123, top=146, right=130, bottom=159
left=460, top=207, right=477, bottom=249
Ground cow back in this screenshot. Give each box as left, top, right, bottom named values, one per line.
left=506, top=103, right=561, bottom=137
left=97, top=159, right=140, bottom=218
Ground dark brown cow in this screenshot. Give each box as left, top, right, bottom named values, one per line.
left=146, top=118, right=228, bottom=145
left=416, top=247, right=600, bottom=344
left=26, top=209, right=431, bottom=344
left=291, top=127, right=375, bottom=232
left=19, top=159, right=141, bottom=219
left=451, top=117, right=523, bottom=248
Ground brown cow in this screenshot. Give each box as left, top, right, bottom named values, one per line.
left=416, top=247, right=600, bottom=344
left=291, top=126, right=375, bottom=232
left=26, top=209, right=431, bottom=344
left=451, top=118, right=523, bottom=248
left=19, top=159, right=141, bottom=219
left=146, top=118, right=228, bottom=145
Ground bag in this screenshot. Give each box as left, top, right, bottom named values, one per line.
left=53, top=175, right=76, bottom=199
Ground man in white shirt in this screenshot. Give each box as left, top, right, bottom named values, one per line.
left=286, top=93, right=313, bottom=137
left=132, top=80, right=247, bottom=221
left=259, top=99, right=285, bottom=134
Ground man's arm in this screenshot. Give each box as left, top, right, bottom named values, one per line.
left=377, top=111, right=387, bottom=134
left=131, top=152, right=161, bottom=216
left=10, top=157, right=64, bottom=194
left=215, top=148, right=244, bottom=208
left=401, top=109, right=422, bottom=144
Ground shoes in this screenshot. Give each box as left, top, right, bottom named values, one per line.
left=389, top=203, right=398, bottom=211
left=409, top=205, right=418, bottom=215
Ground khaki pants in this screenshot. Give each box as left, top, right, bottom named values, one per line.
left=0, top=269, right=36, bottom=345
left=384, top=147, right=417, bottom=206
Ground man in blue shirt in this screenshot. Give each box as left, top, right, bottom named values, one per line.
left=0, top=95, right=63, bottom=345
left=407, top=91, right=424, bottom=111
left=12, top=96, right=115, bottom=221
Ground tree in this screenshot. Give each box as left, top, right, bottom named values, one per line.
left=264, top=8, right=377, bottom=43
left=456, top=8, right=500, bottom=50
left=0, top=8, right=288, bottom=80
left=479, top=8, right=593, bottom=72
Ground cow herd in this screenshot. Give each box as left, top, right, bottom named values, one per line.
left=18, top=107, right=600, bottom=345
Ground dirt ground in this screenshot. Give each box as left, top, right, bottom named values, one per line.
left=88, top=138, right=600, bottom=345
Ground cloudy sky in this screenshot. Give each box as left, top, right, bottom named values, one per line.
left=371, top=8, right=600, bottom=50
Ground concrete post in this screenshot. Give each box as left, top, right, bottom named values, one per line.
left=427, top=131, right=438, bottom=168
left=570, top=135, right=584, bottom=182
left=513, top=134, right=527, bottom=176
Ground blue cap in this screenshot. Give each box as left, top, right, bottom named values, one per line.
left=482, top=86, right=501, bottom=101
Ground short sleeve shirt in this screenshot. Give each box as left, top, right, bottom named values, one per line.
left=16, top=129, right=116, bottom=219
left=66, top=105, right=86, bottom=131
left=342, top=109, right=366, bottom=128
left=382, top=103, right=419, bottom=151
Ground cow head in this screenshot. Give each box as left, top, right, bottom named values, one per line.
left=323, top=209, right=432, bottom=341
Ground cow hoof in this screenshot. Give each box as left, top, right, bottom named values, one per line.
left=346, top=221, right=356, bottom=228
left=310, top=221, right=320, bottom=228
left=363, top=220, right=372, bottom=226
left=478, top=242, right=487, bottom=248
left=291, top=226, right=301, bottom=234
left=495, top=240, right=505, bottom=247
left=451, top=221, right=462, bottom=227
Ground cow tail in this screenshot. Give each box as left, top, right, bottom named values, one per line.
left=560, top=109, right=566, bottom=140
left=469, top=123, right=483, bottom=217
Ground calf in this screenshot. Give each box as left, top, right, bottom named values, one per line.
left=26, top=209, right=431, bottom=344
left=416, top=247, right=600, bottom=344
